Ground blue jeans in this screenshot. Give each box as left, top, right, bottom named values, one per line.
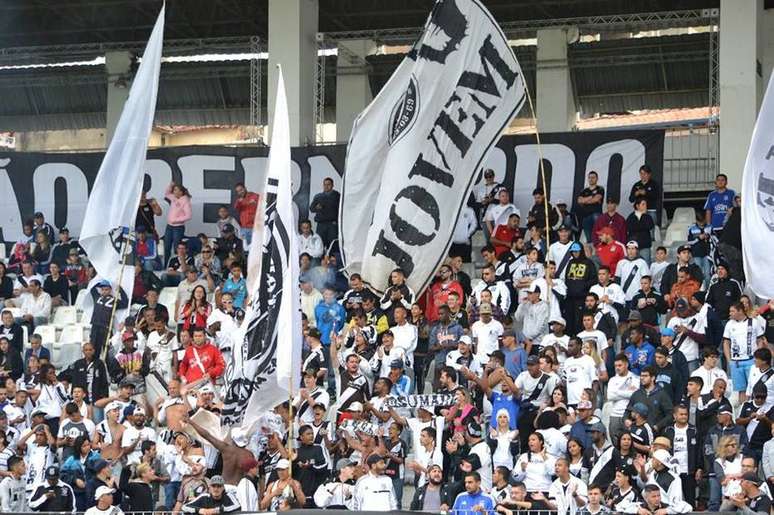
left=392, top=475, right=403, bottom=508
left=239, top=227, right=252, bottom=246
left=639, top=247, right=652, bottom=265
left=709, top=477, right=721, bottom=511
left=693, top=256, right=712, bottom=288
left=164, top=224, right=185, bottom=266
left=165, top=480, right=181, bottom=510
left=582, top=213, right=600, bottom=242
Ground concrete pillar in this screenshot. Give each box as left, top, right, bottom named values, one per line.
left=105, top=51, right=133, bottom=145
left=719, top=0, right=764, bottom=191
left=268, top=0, right=318, bottom=146
left=536, top=27, right=578, bottom=133
left=335, top=39, right=376, bottom=142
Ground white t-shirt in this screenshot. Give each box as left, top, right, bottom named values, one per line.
left=542, top=334, right=570, bottom=366
left=671, top=425, right=690, bottom=475
left=668, top=314, right=706, bottom=363
left=469, top=440, right=493, bottom=491
left=607, top=372, right=640, bottom=417
left=514, top=371, right=558, bottom=408
left=485, top=203, right=519, bottom=227
left=471, top=319, right=504, bottom=361
left=563, top=355, right=597, bottom=405
left=548, top=475, right=588, bottom=515
left=724, top=318, right=764, bottom=361
left=85, top=505, right=124, bottom=515
left=576, top=329, right=609, bottom=357
left=690, top=366, right=730, bottom=395
left=121, top=425, right=157, bottom=465
left=23, top=442, right=54, bottom=492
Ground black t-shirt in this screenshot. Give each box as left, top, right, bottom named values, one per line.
left=136, top=202, right=158, bottom=233
left=167, top=255, right=194, bottom=271
left=337, top=369, right=370, bottom=411
left=44, top=274, right=70, bottom=300
left=739, top=402, right=774, bottom=448
left=383, top=437, right=407, bottom=479
left=763, top=310, right=774, bottom=345
left=576, top=186, right=605, bottom=217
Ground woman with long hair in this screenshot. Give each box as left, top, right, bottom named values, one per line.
left=710, top=435, right=743, bottom=510
left=566, top=437, right=590, bottom=482
left=164, top=182, right=192, bottom=266
left=0, top=262, right=13, bottom=300
left=120, top=462, right=156, bottom=512
left=36, top=363, right=68, bottom=435
left=615, top=431, right=637, bottom=468
left=448, top=388, right=479, bottom=434
left=31, top=231, right=52, bottom=275
left=7, top=242, right=31, bottom=275
left=513, top=432, right=556, bottom=499
left=535, top=410, right=568, bottom=458
left=488, top=408, right=519, bottom=469
left=180, top=285, right=211, bottom=331
left=61, top=436, right=102, bottom=510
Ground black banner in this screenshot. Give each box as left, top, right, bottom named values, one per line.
left=0, top=129, right=662, bottom=245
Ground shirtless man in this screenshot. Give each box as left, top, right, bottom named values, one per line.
left=93, top=401, right=125, bottom=464
left=185, top=418, right=255, bottom=486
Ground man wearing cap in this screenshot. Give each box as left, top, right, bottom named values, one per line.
left=637, top=448, right=693, bottom=512
left=444, top=336, right=481, bottom=380
left=548, top=223, right=575, bottom=281
left=29, top=465, right=76, bottom=513
left=564, top=241, right=597, bottom=330
left=616, top=241, right=649, bottom=305
left=120, top=406, right=155, bottom=466
left=84, top=485, right=122, bottom=515
left=514, top=283, right=549, bottom=355
left=183, top=474, right=241, bottom=514
left=353, top=454, right=397, bottom=510
left=50, top=227, right=78, bottom=267
left=663, top=301, right=702, bottom=377
left=470, top=302, right=504, bottom=362
left=719, top=471, right=773, bottom=513
left=314, top=458, right=357, bottom=509
left=31, top=211, right=55, bottom=243
left=514, top=354, right=559, bottom=449
left=737, top=382, right=774, bottom=464
left=593, top=201, right=627, bottom=248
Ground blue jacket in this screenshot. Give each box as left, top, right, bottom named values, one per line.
left=314, top=300, right=346, bottom=345
left=452, top=490, right=495, bottom=515
left=624, top=342, right=655, bottom=375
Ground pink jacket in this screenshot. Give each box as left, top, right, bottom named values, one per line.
left=165, top=185, right=192, bottom=226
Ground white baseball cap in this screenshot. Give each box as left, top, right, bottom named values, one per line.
left=94, top=486, right=115, bottom=500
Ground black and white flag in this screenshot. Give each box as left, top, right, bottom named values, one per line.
left=339, top=0, right=526, bottom=294
left=222, top=67, right=301, bottom=428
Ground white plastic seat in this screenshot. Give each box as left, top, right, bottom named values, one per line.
left=158, top=286, right=178, bottom=313
left=75, top=289, right=89, bottom=310
left=51, top=305, right=78, bottom=328
left=59, top=324, right=86, bottom=345
left=33, top=325, right=57, bottom=345
left=54, top=342, right=83, bottom=369
left=672, top=207, right=696, bottom=224
left=663, top=223, right=691, bottom=246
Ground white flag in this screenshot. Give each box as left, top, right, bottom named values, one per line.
left=339, top=0, right=526, bottom=294
left=742, top=70, right=774, bottom=298
left=79, top=5, right=165, bottom=303
left=222, top=67, right=301, bottom=428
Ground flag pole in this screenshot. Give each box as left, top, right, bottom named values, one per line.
left=101, top=234, right=131, bottom=362
left=522, top=80, right=553, bottom=308
left=287, top=372, right=294, bottom=480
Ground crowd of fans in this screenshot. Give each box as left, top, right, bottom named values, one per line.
left=0, top=166, right=769, bottom=515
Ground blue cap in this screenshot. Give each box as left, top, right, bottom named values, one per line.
left=661, top=327, right=676, bottom=337
left=96, top=280, right=111, bottom=288
left=569, top=242, right=582, bottom=252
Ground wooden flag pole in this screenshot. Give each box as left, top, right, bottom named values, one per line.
left=101, top=234, right=131, bottom=362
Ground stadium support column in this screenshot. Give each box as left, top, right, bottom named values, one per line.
left=268, top=0, right=318, bottom=146
left=105, top=51, right=133, bottom=145
left=719, top=0, right=764, bottom=191
left=335, top=39, right=375, bottom=142
left=536, top=27, right=578, bottom=132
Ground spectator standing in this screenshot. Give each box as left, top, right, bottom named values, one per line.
left=473, top=169, right=502, bottom=221
left=178, top=327, right=225, bottom=385
left=576, top=171, right=605, bottom=243
left=309, top=177, right=340, bottom=249
left=50, top=228, right=79, bottom=268
left=32, top=212, right=55, bottom=243
left=233, top=183, right=260, bottom=244
left=163, top=182, right=192, bottom=267
left=592, top=199, right=627, bottom=246
left=484, top=189, right=518, bottom=240
left=704, top=173, right=736, bottom=232
left=88, top=281, right=128, bottom=358
left=626, top=199, right=655, bottom=263
left=629, top=164, right=661, bottom=222
left=450, top=202, right=478, bottom=262
left=216, top=205, right=242, bottom=240
left=425, top=265, right=463, bottom=324
left=298, top=220, right=324, bottom=262
left=687, top=212, right=713, bottom=286
left=594, top=228, right=626, bottom=275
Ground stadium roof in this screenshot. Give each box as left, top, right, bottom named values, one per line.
left=0, top=0, right=754, bottom=132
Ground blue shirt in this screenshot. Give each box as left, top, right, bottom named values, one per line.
left=391, top=375, right=412, bottom=397
left=222, top=276, right=248, bottom=309
left=314, top=300, right=346, bottom=345
left=502, top=347, right=528, bottom=378
left=624, top=342, right=655, bottom=375
left=452, top=490, right=495, bottom=515
left=704, top=189, right=735, bottom=228
left=489, top=392, right=518, bottom=429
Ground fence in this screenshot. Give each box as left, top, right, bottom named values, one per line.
left=662, top=126, right=717, bottom=192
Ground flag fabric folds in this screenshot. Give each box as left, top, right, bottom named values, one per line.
left=742, top=70, right=774, bottom=298
left=338, top=0, right=526, bottom=295
left=222, top=67, right=302, bottom=428
left=79, top=5, right=165, bottom=303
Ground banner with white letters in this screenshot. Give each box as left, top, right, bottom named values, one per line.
left=339, top=0, right=527, bottom=295
left=0, top=130, right=662, bottom=247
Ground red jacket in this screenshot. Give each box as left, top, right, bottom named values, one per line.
left=234, top=192, right=260, bottom=229
left=178, top=342, right=225, bottom=383
left=595, top=241, right=627, bottom=275
left=425, top=280, right=464, bottom=323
